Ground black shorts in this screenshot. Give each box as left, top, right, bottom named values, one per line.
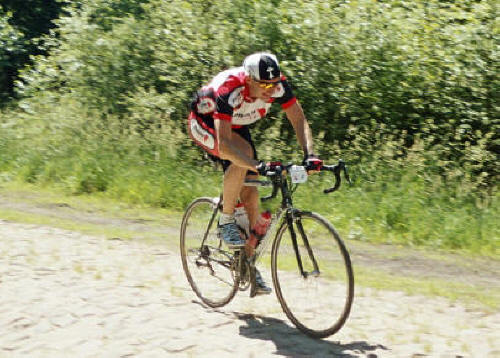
left=188, top=111, right=258, bottom=173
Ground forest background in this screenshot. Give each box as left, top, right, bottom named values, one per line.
left=0, top=0, right=498, bottom=255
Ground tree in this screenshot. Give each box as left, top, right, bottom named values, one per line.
left=0, top=0, right=64, bottom=105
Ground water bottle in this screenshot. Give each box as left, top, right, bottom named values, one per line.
left=234, top=203, right=250, bottom=237
left=248, top=211, right=271, bottom=249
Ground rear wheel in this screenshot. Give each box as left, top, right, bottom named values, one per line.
left=180, top=197, right=239, bottom=307
left=271, top=211, right=354, bottom=338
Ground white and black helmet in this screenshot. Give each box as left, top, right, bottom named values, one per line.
left=243, top=52, right=281, bottom=81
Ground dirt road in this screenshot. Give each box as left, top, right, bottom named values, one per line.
left=0, top=215, right=499, bottom=357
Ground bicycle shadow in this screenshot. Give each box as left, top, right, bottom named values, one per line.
left=233, top=312, right=388, bottom=358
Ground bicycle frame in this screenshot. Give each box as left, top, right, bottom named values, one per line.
left=200, top=160, right=350, bottom=278
left=182, top=159, right=353, bottom=337
left=245, top=172, right=319, bottom=278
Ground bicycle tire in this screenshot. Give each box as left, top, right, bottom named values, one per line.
left=180, top=197, right=240, bottom=308
left=271, top=211, right=354, bottom=338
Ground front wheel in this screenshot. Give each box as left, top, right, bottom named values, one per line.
left=180, top=197, right=239, bottom=308
left=271, top=211, right=354, bottom=338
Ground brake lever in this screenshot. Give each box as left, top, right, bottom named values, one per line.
left=261, top=182, right=279, bottom=202
left=323, top=159, right=350, bottom=194
left=323, top=175, right=341, bottom=194
left=260, top=165, right=282, bottom=202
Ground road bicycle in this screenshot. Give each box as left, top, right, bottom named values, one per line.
left=180, top=160, right=354, bottom=338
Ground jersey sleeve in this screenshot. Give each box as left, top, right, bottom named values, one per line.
left=212, top=78, right=244, bottom=122
left=273, top=76, right=297, bottom=109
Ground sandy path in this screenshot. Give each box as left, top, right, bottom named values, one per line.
left=0, top=220, right=498, bottom=357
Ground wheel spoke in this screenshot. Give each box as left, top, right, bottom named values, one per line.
left=272, top=211, right=354, bottom=338
left=180, top=198, right=239, bottom=307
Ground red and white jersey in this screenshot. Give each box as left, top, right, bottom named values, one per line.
left=193, top=67, right=297, bottom=128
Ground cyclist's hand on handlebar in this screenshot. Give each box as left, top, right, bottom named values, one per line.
left=256, top=161, right=282, bottom=176
left=302, top=154, right=323, bottom=174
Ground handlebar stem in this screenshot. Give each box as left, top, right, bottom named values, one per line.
left=252, top=159, right=350, bottom=202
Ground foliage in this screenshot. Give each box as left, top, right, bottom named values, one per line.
left=0, top=0, right=498, bottom=253
left=0, top=7, right=24, bottom=103
left=292, top=129, right=499, bottom=255
left=1, top=0, right=64, bottom=40
left=0, top=0, right=65, bottom=104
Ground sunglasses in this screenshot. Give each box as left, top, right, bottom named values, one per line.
left=255, top=79, right=280, bottom=89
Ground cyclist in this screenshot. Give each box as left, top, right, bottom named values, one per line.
left=188, top=52, right=322, bottom=295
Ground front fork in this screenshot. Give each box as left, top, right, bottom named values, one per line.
left=286, top=210, right=320, bottom=278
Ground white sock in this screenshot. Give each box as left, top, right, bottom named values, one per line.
left=219, top=213, right=235, bottom=225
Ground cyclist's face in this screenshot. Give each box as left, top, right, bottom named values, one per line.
left=248, top=77, right=281, bottom=100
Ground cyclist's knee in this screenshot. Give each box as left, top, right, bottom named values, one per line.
left=223, top=164, right=247, bottom=180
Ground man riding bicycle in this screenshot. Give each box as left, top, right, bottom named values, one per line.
left=188, top=52, right=322, bottom=295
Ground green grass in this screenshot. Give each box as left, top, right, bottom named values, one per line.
left=0, top=179, right=180, bottom=222
left=0, top=180, right=498, bottom=311
left=291, top=172, right=499, bottom=257
left=354, top=265, right=500, bottom=312
left=1, top=151, right=498, bottom=257
left=0, top=180, right=181, bottom=249
left=1, top=118, right=497, bottom=256
left=0, top=206, right=177, bottom=246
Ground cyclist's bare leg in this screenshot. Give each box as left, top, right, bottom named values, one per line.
left=239, top=177, right=259, bottom=227
left=222, top=163, right=247, bottom=215
left=220, top=133, right=257, bottom=216
left=223, top=168, right=262, bottom=257
left=219, top=135, right=269, bottom=290
left=240, top=181, right=259, bottom=257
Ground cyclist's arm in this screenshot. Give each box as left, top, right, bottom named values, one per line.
left=284, top=101, right=315, bottom=157
left=215, top=119, right=260, bottom=172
